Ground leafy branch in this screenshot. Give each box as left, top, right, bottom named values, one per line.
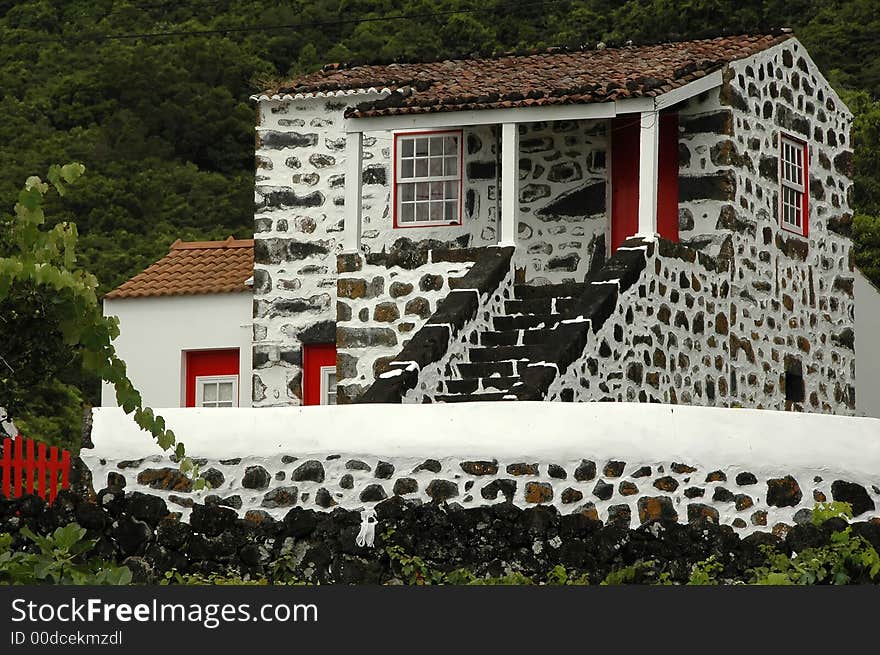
left=0, top=164, right=193, bottom=469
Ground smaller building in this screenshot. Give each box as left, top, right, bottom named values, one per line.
left=101, top=238, right=254, bottom=409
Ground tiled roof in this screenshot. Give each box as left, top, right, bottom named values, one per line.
left=270, top=33, right=792, bottom=117
left=104, top=237, right=254, bottom=299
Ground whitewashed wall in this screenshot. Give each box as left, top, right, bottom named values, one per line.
left=101, top=293, right=253, bottom=408
left=85, top=403, right=880, bottom=533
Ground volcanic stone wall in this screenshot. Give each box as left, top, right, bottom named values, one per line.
left=83, top=449, right=880, bottom=538
left=9, top=488, right=880, bottom=585
left=335, top=251, right=476, bottom=404
left=548, top=40, right=856, bottom=413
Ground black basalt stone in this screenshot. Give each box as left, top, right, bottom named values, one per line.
left=574, top=460, right=596, bottom=482
left=359, top=484, right=388, bottom=503
left=426, top=480, right=459, bottom=502
left=126, top=492, right=168, bottom=527
left=190, top=504, right=237, bottom=538
left=592, top=480, right=613, bottom=500
left=292, top=460, right=325, bottom=483
left=831, top=480, right=875, bottom=516
left=767, top=475, right=802, bottom=507
left=536, top=181, right=605, bottom=220
left=242, top=466, right=271, bottom=490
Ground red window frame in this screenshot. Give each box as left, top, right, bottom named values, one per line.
left=184, top=349, right=240, bottom=408
left=392, top=129, right=463, bottom=229
left=778, top=134, right=809, bottom=238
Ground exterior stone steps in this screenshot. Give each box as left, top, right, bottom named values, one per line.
left=468, top=345, right=547, bottom=363
left=513, top=282, right=588, bottom=299
left=493, top=313, right=568, bottom=331
left=443, top=376, right=523, bottom=394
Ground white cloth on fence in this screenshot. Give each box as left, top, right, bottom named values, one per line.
left=356, top=507, right=377, bottom=548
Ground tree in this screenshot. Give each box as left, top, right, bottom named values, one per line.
left=0, top=164, right=188, bottom=470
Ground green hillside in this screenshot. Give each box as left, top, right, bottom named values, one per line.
left=1, top=1, right=879, bottom=431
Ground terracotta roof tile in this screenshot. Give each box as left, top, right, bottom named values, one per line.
left=104, top=237, right=254, bottom=300
left=271, top=34, right=792, bottom=117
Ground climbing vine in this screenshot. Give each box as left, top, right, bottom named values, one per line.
left=0, top=164, right=194, bottom=474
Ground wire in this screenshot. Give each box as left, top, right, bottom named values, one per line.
left=9, top=0, right=569, bottom=45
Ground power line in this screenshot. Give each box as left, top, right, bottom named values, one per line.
left=9, top=0, right=568, bottom=45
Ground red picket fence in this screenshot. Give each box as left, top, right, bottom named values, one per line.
left=0, top=435, right=71, bottom=503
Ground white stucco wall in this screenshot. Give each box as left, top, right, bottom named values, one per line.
left=856, top=268, right=880, bottom=417
left=101, top=293, right=253, bottom=408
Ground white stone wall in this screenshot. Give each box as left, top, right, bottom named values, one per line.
left=85, top=404, right=880, bottom=534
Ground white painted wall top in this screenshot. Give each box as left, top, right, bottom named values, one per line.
left=91, top=402, right=880, bottom=480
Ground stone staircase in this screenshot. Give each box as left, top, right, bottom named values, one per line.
left=434, top=282, right=589, bottom=402
left=356, top=238, right=649, bottom=404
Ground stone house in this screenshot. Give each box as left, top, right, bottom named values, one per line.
left=249, top=32, right=856, bottom=413
left=105, top=32, right=859, bottom=413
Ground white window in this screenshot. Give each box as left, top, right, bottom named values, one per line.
left=195, top=376, right=239, bottom=408
left=320, top=366, right=337, bottom=405
left=395, top=131, right=462, bottom=226
left=780, top=135, right=808, bottom=235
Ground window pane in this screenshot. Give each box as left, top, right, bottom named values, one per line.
left=445, top=200, right=457, bottom=220
left=400, top=184, right=414, bottom=201
left=400, top=202, right=414, bottom=222
left=415, top=138, right=428, bottom=156
left=429, top=137, right=443, bottom=156
left=445, top=180, right=458, bottom=199
left=401, top=159, right=414, bottom=179
left=203, top=383, right=217, bottom=402
left=430, top=181, right=445, bottom=200
left=430, top=201, right=443, bottom=221
left=416, top=202, right=428, bottom=222
left=415, top=158, right=428, bottom=177
left=401, top=139, right=414, bottom=157
left=416, top=182, right=429, bottom=200
left=444, top=136, right=459, bottom=154
left=218, top=382, right=233, bottom=402
left=429, top=157, right=443, bottom=176
left=218, top=401, right=233, bottom=408
left=443, top=156, right=458, bottom=176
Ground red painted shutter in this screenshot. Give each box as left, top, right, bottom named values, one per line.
left=185, top=349, right=240, bottom=407
left=303, top=343, right=337, bottom=405
left=611, top=116, right=641, bottom=252
left=657, top=113, right=680, bottom=243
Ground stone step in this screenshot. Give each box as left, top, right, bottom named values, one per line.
left=493, top=313, right=564, bottom=331
left=514, top=282, right=588, bottom=300
left=480, top=330, right=521, bottom=347
left=444, top=376, right=522, bottom=394
left=454, top=360, right=519, bottom=379
left=504, top=296, right=581, bottom=316
left=467, top=345, right=546, bottom=363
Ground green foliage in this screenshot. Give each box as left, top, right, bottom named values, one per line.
left=0, top=524, right=132, bottom=585
left=600, top=560, right=658, bottom=585
left=687, top=555, right=724, bottom=585
left=748, top=530, right=880, bottom=585
left=812, top=501, right=854, bottom=525
left=0, top=165, right=184, bottom=462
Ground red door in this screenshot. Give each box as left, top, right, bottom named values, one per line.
left=185, top=349, right=239, bottom=407
left=303, top=343, right=337, bottom=405
left=657, top=113, right=680, bottom=243
left=610, top=113, right=679, bottom=251
left=611, top=116, right=640, bottom=252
